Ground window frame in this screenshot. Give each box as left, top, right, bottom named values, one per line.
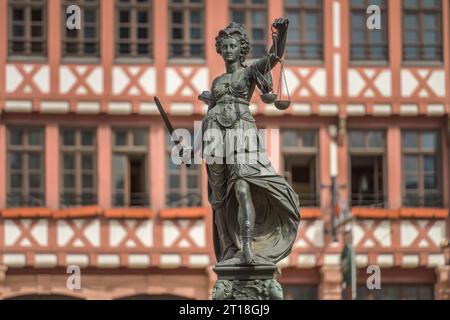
left=7, top=126, right=45, bottom=207
left=283, top=284, right=319, bottom=300
left=61, top=0, right=100, bottom=58
left=350, top=0, right=388, bottom=61
left=111, top=128, right=149, bottom=207
left=402, top=0, right=443, bottom=62
left=401, top=129, right=442, bottom=207
left=169, top=0, right=205, bottom=59
left=284, top=0, right=324, bottom=61
left=357, top=284, right=434, bottom=300
left=348, top=129, right=387, bottom=208
left=165, top=131, right=202, bottom=208
left=59, top=127, right=97, bottom=207
left=116, top=0, right=153, bottom=59
left=8, top=0, right=47, bottom=57
left=281, top=129, right=320, bottom=207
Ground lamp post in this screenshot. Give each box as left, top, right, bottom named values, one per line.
left=440, top=239, right=449, bottom=264
left=322, top=124, right=356, bottom=299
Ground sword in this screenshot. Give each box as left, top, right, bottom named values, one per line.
left=154, top=96, right=192, bottom=167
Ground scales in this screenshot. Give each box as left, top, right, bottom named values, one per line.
left=259, top=26, right=291, bottom=110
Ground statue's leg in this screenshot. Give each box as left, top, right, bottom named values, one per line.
left=207, top=162, right=234, bottom=262
left=234, top=179, right=256, bottom=264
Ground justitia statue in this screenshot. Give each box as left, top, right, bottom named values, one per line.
left=195, top=18, right=301, bottom=300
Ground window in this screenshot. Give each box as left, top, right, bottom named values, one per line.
left=60, top=128, right=97, bottom=207
left=116, top=0, right=153, bottom=58
left=169, top=0, right=205, bottom=59
left=8, top=0, right=47, bottom=56
left=7, top=127, right=45, bottom=207
left=284, top=285, right=319, bottom=300
left=402, top=130, right=441, bottom=207
left=230, top=0, right=267, bottom=58
left=357, top=284, right=433, bottom=300
left=166, top=132, right=202, bottom=207
left=62, top=0, right=100, bottom=57
left=403, top=0, right=442, bottom=61
left=282, top=130, right=319, bottom=207
left=112, top=128, right=148, bottom=207
left=350, top=0, right=388, bottom=61
left=349, top=130, right=386, bottom=207
left=285, top=0, right=323, bottom=60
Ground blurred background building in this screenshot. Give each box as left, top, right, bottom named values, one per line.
left=0, top=0, right=449, bottom=300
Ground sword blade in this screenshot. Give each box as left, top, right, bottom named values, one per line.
left=154, top=96, right=179, bottom=143
left=154, top=96, right=191, bottom=167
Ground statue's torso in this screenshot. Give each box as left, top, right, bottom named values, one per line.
left=212, top=68, right=252, bottom=103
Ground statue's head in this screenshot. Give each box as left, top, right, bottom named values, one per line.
left=215, top=22, right=250, bottom=66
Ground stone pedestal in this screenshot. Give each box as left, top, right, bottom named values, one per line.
left=212, top=264, right=283, bottom=300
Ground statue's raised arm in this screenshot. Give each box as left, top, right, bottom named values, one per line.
left=253, top=17, right=289, bottom=75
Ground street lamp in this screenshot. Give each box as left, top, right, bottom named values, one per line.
left=440, top=239, right=449, bottom=265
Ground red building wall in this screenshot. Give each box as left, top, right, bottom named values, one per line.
left=0, top=0, right=449, bottom=299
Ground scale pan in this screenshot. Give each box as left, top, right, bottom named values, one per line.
left=274, top=100, right=290, bottom=110
left=260, top=93, right=277, bottom=104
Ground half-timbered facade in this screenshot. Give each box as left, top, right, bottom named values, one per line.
left=0, top=0, right=449, bottom=300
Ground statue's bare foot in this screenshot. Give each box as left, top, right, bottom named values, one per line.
left=243, top=245, right=256, bottom=265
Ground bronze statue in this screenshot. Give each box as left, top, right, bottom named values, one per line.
left=198, top=18, right=301, bottom=268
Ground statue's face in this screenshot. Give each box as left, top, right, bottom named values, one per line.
left=220, top=37, right=240, bottom=63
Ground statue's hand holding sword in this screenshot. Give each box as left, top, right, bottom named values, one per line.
left=154, top=96, right=194, bottom=167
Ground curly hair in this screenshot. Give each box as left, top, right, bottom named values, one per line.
left=215, top=22, right=250, bottom=67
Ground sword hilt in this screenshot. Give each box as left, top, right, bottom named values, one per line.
left=174, top=139, right=194, bottom=168
left=154, top=96, right=193, bottom=168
